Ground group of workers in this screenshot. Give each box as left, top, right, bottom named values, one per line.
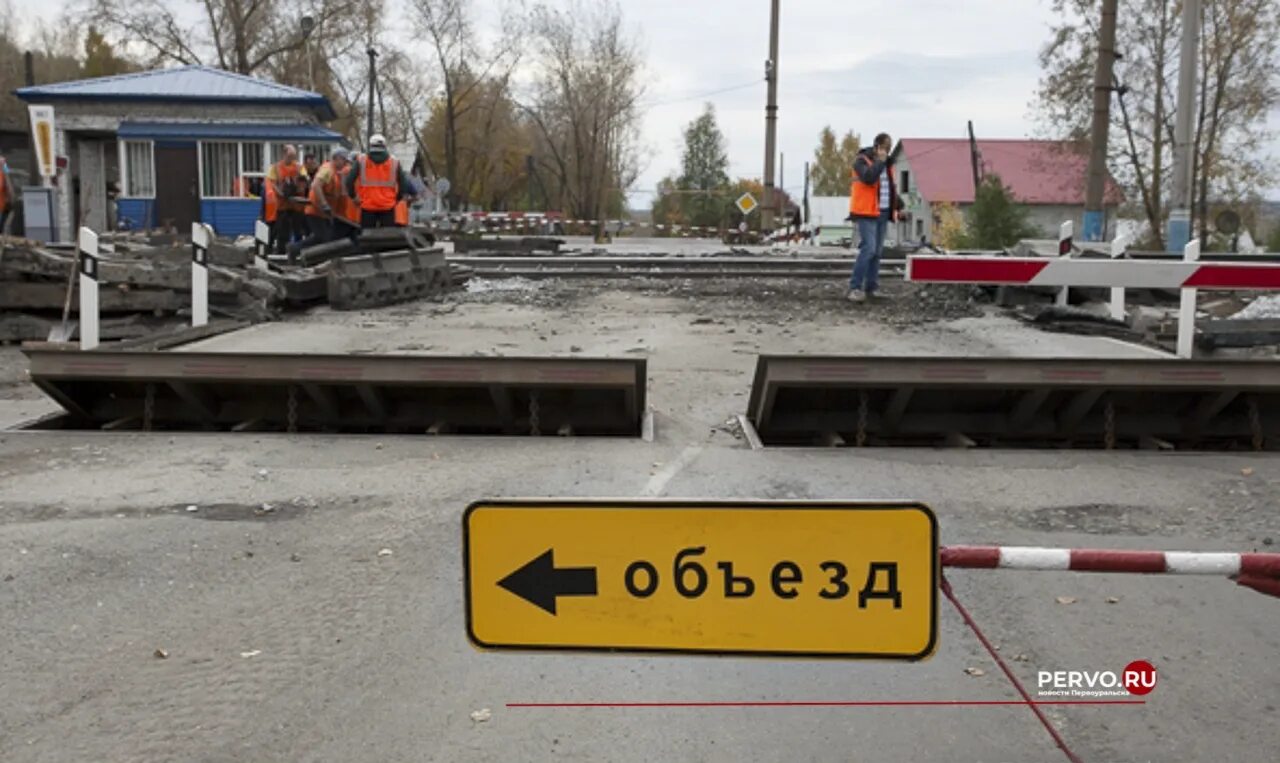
left=261, top=134, right=417, bottom=260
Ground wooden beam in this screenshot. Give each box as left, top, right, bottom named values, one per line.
left=167, top=381, right=218, bottom=421
left=355, top=384, right=388, bottom=420
left=882, top=387, right=914, bottom=432
left=1009, top=388, right=1051, bottom=430
left=1058, top=389, right=1104, bottom=432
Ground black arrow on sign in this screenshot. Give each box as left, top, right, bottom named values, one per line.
left=497, top=549, right=598, bottom=615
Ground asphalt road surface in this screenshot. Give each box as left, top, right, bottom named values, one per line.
left=2, top=284, right=1277, bottom=762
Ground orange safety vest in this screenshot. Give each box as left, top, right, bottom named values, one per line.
left=304, top=162, right=344, bottom=218
left=394, top=198, right=409, bottom=226
left=336, top=164, right=361, bottom=226
left=355, top=156, right=399, bottom=212
left=849, top=154, right=887, bottom=218
left=275, top=160, right=305, bottom=212
left=0, top=169, right=9, bottom=212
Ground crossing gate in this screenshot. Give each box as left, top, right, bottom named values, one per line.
left=22, top=350, right=646, bottom=437
left=745, top=355, right=1279, bottom=450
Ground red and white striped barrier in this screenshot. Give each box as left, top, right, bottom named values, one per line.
left=908, top=233, right=1280, bottom=358
left=906, top=254, right=1280, bottom=290
left=941, top=545, right=1280, bottom=599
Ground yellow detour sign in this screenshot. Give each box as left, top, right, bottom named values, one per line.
left=736, top=192, right=758, bottom=215
left=464, top=500, right=938, bottom=660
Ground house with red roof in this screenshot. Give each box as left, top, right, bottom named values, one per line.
left=892, top=138, right=1124, bottom=244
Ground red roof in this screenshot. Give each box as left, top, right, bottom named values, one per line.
left=897, top=139, right=1124, bottom=206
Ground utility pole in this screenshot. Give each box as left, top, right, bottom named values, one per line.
left=1167, top=0, right=1199, bottom=252
left=1083, top=0, right=1119, bottom=242
left=366, top=47, right=378, bottom=146
left=802, top=160, right=810, bottom=225
left=761, top=0, right=780, bottom=232
left=967, top=121, right=982, bottom=193
left=24, top=51, right=37, bottom=182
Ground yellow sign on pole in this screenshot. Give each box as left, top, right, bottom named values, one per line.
left=464, top=500, right=938, bottom=660
left=735, top=192, right=758, bottom=215
left=28, top=105, right=56, bottom=180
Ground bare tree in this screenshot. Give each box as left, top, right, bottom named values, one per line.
left=523, top=0, right=643, bottom=220
left=409, top=0, right=523, bottom=207
left=1036, top=0, right=1278, bottom=249
left=87, top=0, right=361, bottom=77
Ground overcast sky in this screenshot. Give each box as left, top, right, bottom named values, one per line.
left=14, top=0, right=1280, bottom=203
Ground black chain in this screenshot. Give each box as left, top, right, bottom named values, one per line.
left=529, top=391, right=541, bottom=437
left=287, top=386, right=298, bottom=434
left=143, top=383, right=155, bottom=432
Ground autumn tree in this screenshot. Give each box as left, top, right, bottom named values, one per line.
left=410, top=0, right=523, bottom=208
left=82, top=26, right=132, bottom=77
left=523, top=0, right=644, bottom=221
left=1036, top=0, right=1280, bottom=249
left=809, top=126, right=861, bottom=196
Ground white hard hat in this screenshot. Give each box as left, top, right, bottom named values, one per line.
left=369, top=134, right=388, bottom=150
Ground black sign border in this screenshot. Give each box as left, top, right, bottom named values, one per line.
left=463, top=499, right=939, bottom=661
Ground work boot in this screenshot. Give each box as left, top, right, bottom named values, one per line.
left=847, top=289, right=866, bottom=303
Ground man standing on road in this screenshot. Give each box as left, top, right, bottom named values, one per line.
left=266, top=145, right=307, bottom=254
left=847, top=133, right=901, bottom=302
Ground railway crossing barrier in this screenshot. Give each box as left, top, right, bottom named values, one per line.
left=76, top=227, right=99, bottom=351
left=907, top=233, right=1280, bottom=357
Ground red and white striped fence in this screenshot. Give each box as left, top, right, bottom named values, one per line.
left=908, top=232, right=1280, bottom=358
left=942, top=545, right=1280, bottom=599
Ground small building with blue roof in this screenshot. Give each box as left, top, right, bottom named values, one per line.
left=15, top=65, right=344, bottom=238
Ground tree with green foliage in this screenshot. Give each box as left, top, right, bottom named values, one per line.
left=1267, top=226, right=1280, bottom=254
left=651, top=103, right=731, bottom=231
left=809, top=126, right=860, bottom=196
left=961, top=174, right=1041, bottom=248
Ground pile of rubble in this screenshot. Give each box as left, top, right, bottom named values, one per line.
left=0, top=226, right=468, bottom=344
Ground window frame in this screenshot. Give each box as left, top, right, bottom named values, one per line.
left=197, top=140, right=245, bottom=200
left=118, top=139, right=156, bottom=199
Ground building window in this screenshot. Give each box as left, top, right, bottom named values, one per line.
left=901, top=170, right=911, bottom=194
left=201, top=141, right=241, bottom=198
left=121, top=140, right=155, bottom=197
left=915, top=219, right=924, bottom=239
left=241, top=142, right=266, bottom=198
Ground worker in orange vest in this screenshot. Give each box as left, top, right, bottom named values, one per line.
left=345, top=134, right=415, bottom=229
left=847, top=132, right=902, bottom=303
left=0, top=154, right=12, bottom=234
left=289, top=149, right=353, bottom=260
left=265, top=145, right=308, bottom=254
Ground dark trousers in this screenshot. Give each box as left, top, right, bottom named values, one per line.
left=272, top=210, right=306, bottom=254
left=360, top=209, right=398, bottom=229
left=335, top=220, right=361, bottom=243
left=295, top=215, right=335, bottom=254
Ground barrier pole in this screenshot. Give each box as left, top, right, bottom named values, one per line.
left=1055, top=221, right=1073, bottom=307
left=253, top=219, right=271, bottom=272
left=1109, top=235, right=1127, bottom=321
left=191, top=222, right=210, bottom=328
left=77, top=227, right=99, bottom=350
left=1176, top=239, right=1200, bottom=358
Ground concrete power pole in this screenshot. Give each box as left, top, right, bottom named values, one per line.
left=1167, top=0, right=1200, bottom=252
left=1083, top=0, right=1119, bottom=242
left=366, top=47, right=379, bottom=146
left=761, top=0, right=780, bottom=232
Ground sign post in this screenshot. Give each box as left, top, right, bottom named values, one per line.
left=736, top=192, right=758, bottom=217
left=78, top=227, right=99, bottom=350
left=28, top=104, right=55, bottom=184
left=191, top=222, right=211, bottom=328
left=465, top=500, right=938, bottom=660
left=1056, top=220, right=1073, bottom=307
left=253, top=219, right=271, bottom=272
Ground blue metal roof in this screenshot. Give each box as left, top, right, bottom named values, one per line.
left=15, top=65, right=335, bottom=120
left=118, top=121, right=344, bottom=142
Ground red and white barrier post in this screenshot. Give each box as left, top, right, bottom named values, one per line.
left=1056, top=221, right=1073, bottom=307
left=77, top=227, right=99, bottom=350
left=191, top=222, right=211, bottom=328
left=1176, top=239, right=1200, bottom=359
left=253, top=219, right=270, bottom=272
left=941, top=545, right=1280, bottom=599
